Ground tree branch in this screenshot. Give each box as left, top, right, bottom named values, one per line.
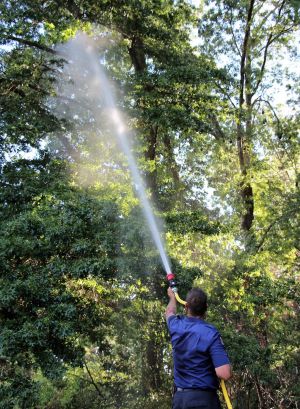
left=83, top=360, right=103, bottom=398
left=214, top=81, right=237, bottom=109
left=229, top=8, right=242, bottom=58
left=240, top=0, right=255, bottom=107
left=255, top=208, right=297, bottom=253
left=207, top=111, right=227, bottom=140
left=259, top=99, right=281, bottom=126
left=3, top=35, right=57, bottom=54
left=0, top=80, right=26, bottom=97
left=253, top=0, right=296, bottom=94
left=252, top=34, right=273, bottom=95
left=253, top=24, right=295, bottom=95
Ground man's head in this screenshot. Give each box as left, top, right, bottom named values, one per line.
left=185, top=288, right=208, bottom=317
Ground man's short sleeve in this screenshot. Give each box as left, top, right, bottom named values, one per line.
left=167, top=315, right=184, bottom=338
left=166, top=314, right=177, bottom=331
left=209, top=331, right=230, bottom=368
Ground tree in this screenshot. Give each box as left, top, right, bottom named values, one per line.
left=0, top=155, right=121, bottom=407
left=198, top=0, right=299, bottom=236
left=1, top=1, right=299, bottom=408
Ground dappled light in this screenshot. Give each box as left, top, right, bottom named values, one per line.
left=0, top=1, right=299, bottom=409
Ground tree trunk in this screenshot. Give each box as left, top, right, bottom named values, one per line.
left=128, top=36, right=147, bottom=73
left=145, top=124, right=159, bottom=204
left=237, top=0, right=255, bottom=232
left=162, top=133, right=185, bottom=206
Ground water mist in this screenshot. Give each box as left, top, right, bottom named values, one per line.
left=58, top=33, right=172, bottom=275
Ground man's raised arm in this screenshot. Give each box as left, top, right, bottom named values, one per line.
left=165, top=287, right=177, bottom=319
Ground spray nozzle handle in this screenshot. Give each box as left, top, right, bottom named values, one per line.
left=166, top=273, right=177, bottom=290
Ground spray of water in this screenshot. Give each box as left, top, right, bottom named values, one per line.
left=58, top=33, right=172, bottom=274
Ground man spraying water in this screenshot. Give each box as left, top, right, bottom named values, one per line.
left=166, top=287, right=232, bottom=409
left=61, top=33, right=232, bottom=409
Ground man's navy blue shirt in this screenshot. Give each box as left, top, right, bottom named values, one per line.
left=167, top=315, right=230, bottom=390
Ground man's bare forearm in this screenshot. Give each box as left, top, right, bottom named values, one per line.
left=165, top=288, right=177, bottom=318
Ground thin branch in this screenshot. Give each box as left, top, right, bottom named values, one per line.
left=253, top=34, right=273, bottom=94
left=259, top=99, right=291, bottom=166
left=207, top=112, right=227, bottom=140
left=255, top=0, right=287, bottom=42
left=253, top=1, right=271, bottom=19
left=239, top=0, right=255, bottom=108
left=229, top=8, right=242, bottom=58
left=72, top=372, right=100, bottom=386
left=260, top=98, right=280, bottom=125
left=253, top=1, right=294, bottom=94
left=83, top=360, right=103, bottom=398
left=214, top=81, right=237, bottom=109
left=254, top=25, right=295, bottom=95
left=72, top=371, right=115, bottom=406
left=257, top=22, right=295, bottom=54
left=54, top=94, right=94, bottom=112
left=253, top=3, right=281, bottom=34
left=277, top=0, right=287, bottom=19
left=0, top=80, right=26, bottom=97
left=252, top=95, right=263, bottom=107
left=3, top=35, right=56, bottom=54
left=256, top=208, right=297, bottom=253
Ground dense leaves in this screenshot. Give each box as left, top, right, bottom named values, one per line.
left=0, top=157, right=122, bottom=407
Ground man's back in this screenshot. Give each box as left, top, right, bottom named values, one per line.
left=165, top=287, right=232, bottom=409
left=167, top=315, right=229, bottom=390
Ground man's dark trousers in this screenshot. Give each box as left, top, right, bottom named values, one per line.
left=172, top=389, right=222, bottom=409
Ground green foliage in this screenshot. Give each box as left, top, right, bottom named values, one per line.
left=0, top=156, right=122, bottom=404
left=0, top=365, right=39, bottom=409
left=0, top=47, right=61, bottom=155
left=166, top=210, right=221, bottom=235
left=0, top=1, right=299, bottom=408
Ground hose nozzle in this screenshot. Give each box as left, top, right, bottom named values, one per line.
left=166, top=273, right=178, bottom=293
left=166, top=273, right=186, bottom=305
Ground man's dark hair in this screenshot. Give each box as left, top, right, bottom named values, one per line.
left=186, top=288, right=208, bottom=316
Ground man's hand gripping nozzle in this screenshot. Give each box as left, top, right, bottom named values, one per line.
left=166, top=273, right=178, bottom=293
left=166, top=273, right=186, bottom=305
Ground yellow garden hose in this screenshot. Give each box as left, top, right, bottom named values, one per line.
left=220, top=379, right=233, bottom=409
left=173, top=289, right=233, bottom=409
left=174, top=291, right=187, bottom=305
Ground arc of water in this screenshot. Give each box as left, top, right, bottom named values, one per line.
left=95, top=54, right=172, bottom=275
left=110, top=109, right=172, bottom=274
left=60, top=34, right=172, bottom=275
